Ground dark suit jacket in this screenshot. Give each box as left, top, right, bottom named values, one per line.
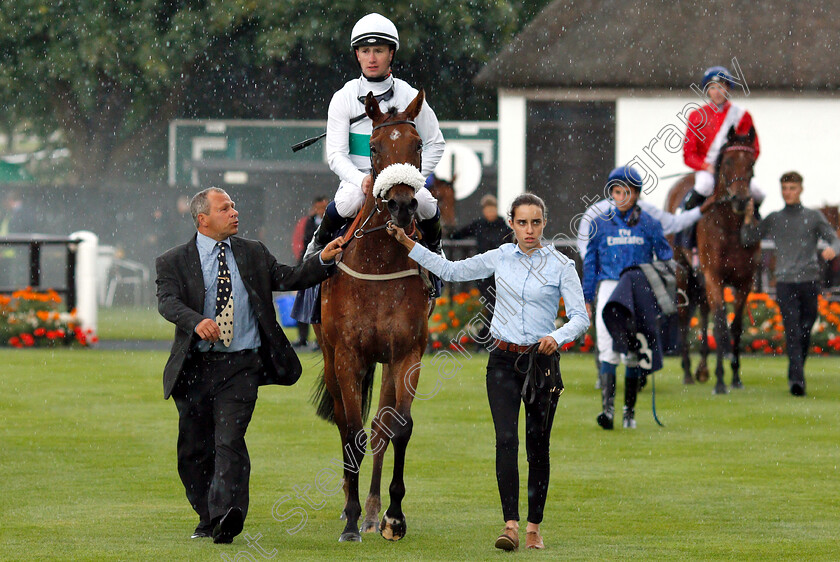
left=155, top=234, right=333, bottom=399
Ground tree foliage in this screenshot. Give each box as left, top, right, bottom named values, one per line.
left=0, top=0, right=551, bottom=183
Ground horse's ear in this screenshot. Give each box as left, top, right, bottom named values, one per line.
left=727, top=126, right=736, bottom=142
left=404, top=89, right=425, bottom=120
left=365, top=92, right=384, bottom=123
left=746, top=126, right=756, bottom=144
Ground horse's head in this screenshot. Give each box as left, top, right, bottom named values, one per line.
left=366, top=89, right=425, bottom=229
left=715, top=126, right=757, bottom=214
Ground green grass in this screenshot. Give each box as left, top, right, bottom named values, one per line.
left=1, top=350, right=839, bottom=560
left=96, top=306, right=173, bottom=340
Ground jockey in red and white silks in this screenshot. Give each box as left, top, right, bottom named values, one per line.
left=683, top=66, right=764, bottom=204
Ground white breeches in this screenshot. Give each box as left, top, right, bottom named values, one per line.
left=693, top=170, right=765, bottom=203
left=596, top=280, right=620, bottom=365
left=334, top=182, right=439, bottom=220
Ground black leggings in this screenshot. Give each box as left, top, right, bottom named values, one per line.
left=486, top=349, right=559, bottom=524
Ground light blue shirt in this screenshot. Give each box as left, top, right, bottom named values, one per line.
left=195, top=232, right=261, bottom=352
left=409, top=242, right=590, bottom=346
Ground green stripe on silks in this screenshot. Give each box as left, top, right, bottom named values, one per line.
left=349, top=133, right=371, bottom=157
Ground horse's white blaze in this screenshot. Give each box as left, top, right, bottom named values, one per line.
left=389, top=130, right=401, bottom=140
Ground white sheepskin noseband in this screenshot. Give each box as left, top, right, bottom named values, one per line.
left=372, top=163, right=426, bottom=199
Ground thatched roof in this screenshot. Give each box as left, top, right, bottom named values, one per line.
left=475, top=0, right=840, bottom=91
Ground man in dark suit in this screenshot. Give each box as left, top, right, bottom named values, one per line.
left=156, top=187, right=343, bottom=544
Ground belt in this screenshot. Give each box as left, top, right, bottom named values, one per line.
left=195, top=348, right=258, bottom=362
left=492, top=338, right=536, bottom=354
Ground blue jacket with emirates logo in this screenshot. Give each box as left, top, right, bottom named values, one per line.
left=582, top=205, right=673, bottom=303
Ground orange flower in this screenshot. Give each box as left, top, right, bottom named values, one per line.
left=431, top=313, right=443, bottom=322
left=448, top=310, right=456, bottom=318
left=690, top=317, right=699, bottom=328
left=724, top=287, right=734, bottom=303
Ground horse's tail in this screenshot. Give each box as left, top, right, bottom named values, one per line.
left=312, top=365, right=377, bottom=425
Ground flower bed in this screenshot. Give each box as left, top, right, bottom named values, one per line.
left=0, top=288, right=95, bottom=347
left=427, top=287, right=840, bottom=355
left=690, top=290, right=839, bottom=355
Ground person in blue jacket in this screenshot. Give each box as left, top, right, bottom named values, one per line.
left=583, top=166, right=673, bottom=429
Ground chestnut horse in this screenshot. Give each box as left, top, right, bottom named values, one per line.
left=426, top=174, right=456, bottom=236
left=312, top=90, right=431, bottom=542
left=666, top=126, right=760, bottom=394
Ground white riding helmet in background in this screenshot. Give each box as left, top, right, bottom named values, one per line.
left=350, top=13, right=400, bottom=51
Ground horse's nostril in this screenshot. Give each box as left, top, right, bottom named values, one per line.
left=387, top=200, right=399, bottom=213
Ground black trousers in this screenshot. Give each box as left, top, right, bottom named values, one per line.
left=776, top=281, right=820, bottom=386
left=172, top=350, right=261, bottom=526
left=486, top=349, right=559, bottom=524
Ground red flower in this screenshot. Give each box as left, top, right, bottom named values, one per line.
left=20, top=333, right=35, bottom=347
left=432, top=341, right=443, bottom=349
left=584, top=334, right=594, bottom=346
left=34, top=327, right=46, bottom=337
left=9, top=336, right=23, bottom=348
left=561, top=341, right=575, bottom=351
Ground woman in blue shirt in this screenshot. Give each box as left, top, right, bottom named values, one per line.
left=389, top=193, right=589, bottom=551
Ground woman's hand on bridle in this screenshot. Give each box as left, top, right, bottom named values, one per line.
left=386, top=223, right=416, bottom=250
left=537, top=335, right=559, bottom=355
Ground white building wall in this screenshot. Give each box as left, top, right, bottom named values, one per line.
left=616, top=97, right=840, bottom=213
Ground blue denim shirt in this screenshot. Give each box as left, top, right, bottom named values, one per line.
left=408, top=242, right=589, bottom=346
left=194, top=232, right=260, bottom=352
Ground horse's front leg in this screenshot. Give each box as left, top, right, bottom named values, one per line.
left=362, top=365, right=395, bottom=533
left=379, top=352, right=421, bottom=541
left=704, top=275, right=729, bottom=394
left=333, top=348, right=370, bottom=542
left=730, top=287, right=750, bottom=389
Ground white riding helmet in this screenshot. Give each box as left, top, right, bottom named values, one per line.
left=350, top=13, right=400, bottom=51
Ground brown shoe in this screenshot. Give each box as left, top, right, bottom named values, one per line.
left=495, top=525, right=519, bottom=551
left=525, top=530, right=544, bottom=549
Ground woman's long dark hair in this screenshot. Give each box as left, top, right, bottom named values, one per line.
left=508, top=192, right=547, bottom=221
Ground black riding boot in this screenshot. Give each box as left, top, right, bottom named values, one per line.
left=303, top=202, right=346, bottom=261
left=683, top=189, right=707, bottom=211
left=417, top=210, right=444, bottom=297
left=417, top=210, right=443, bottom=256
left=623, top=367, right=641, bottom=429
left=597, top=362, right=616, bottom=430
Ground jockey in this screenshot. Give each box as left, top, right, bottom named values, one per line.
left=682, top=66, right=764, bottom=210
left=583, top=166, right=674, bottom=430
left=303, top=12, right=446, bottom=260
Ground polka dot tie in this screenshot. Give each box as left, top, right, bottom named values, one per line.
left=215, top=242, right=234, bottom=347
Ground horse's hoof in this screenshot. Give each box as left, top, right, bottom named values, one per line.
left=339, top=531, right=362, bottom=543
left=683, top=375, right=695, bottom=385
left=696, top=368, right=710, bottom=383
left=713, top=382, right=729, bottom=395
left=731, top=378, right=744, bottom=389
left=361, top=520, right=379, bottom=533
left=380, top=514, right=407, bottom=541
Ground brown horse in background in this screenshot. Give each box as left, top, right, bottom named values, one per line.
left=313, top=90, right=431, bottom=542
left=426, top=174, right=456, bottom=236
left=666, top=126, right=760, bottom=394
left=666, top=176, right=711, bottom=384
